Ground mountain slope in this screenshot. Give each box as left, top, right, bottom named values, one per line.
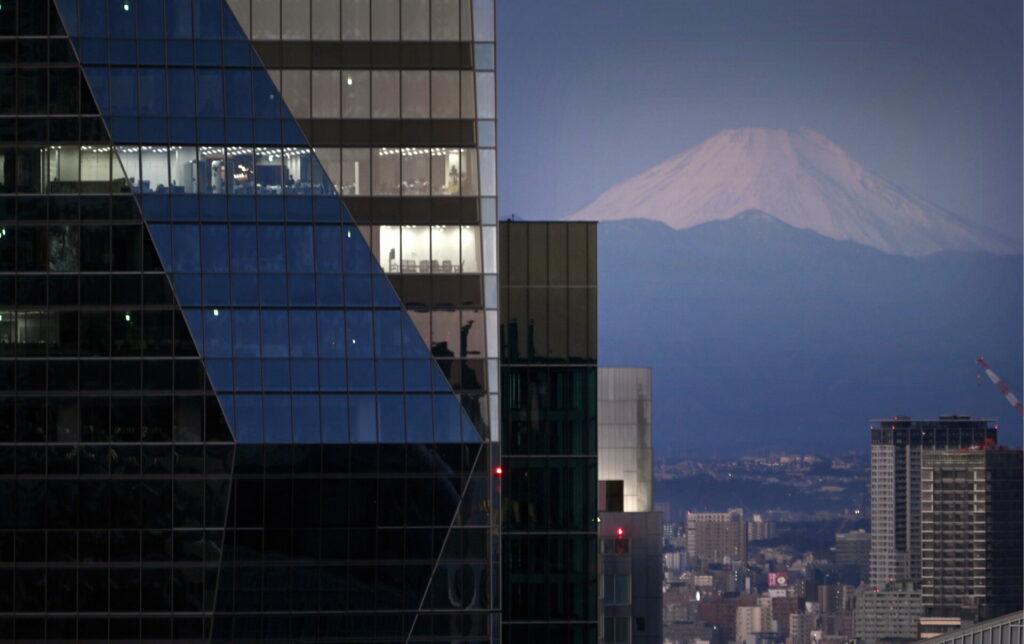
left=597, top=216, right=1024, bottom=456
left=570, top=128, right=1016, bottom=256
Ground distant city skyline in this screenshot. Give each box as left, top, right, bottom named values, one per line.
left=497, top=0, right=1022, bottom=242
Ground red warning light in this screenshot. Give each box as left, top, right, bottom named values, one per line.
left=616, top=527, right=624, bottom=539
left=494, top=466, right=503, bottom=478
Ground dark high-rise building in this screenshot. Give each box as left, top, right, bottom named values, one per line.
left=499, top=220, right=599, bottom=641
left=921, top=447, right=1023, bottom=623
left=868, top=416, right=996, bottom=589
left=0, top=0, right=499, bottom=641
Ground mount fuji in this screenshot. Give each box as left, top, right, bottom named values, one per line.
left=568, top=127, right=1016, bottom=257
left=569, top=127, right=1023, bottom=456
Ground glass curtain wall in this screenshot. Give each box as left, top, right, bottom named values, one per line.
left=499, top=221, right=599, bottom=642
left=0, top=0, right=500, bottom=641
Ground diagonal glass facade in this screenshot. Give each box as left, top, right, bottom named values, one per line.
left=0, top=0, right=499, bottom=641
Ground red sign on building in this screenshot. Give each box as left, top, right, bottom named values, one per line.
left=768, top=572, right=788, bottom=587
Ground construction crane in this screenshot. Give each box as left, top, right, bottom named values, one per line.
left=976, top=357, right=1024, bottom=417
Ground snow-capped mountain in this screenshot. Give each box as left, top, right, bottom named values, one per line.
left=568, top=127, right=1015, bottom=256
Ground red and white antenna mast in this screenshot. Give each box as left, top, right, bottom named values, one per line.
left=977, top=357, right=1024, bottom=417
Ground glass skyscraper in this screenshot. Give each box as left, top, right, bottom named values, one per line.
left=0, top=0, right=499, bottom=641
left=499, top=221, right=599, bottom=642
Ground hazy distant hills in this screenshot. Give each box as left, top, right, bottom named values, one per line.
left=569, top=127, right=1017, bottom=257
left=597, top=214, right=1023, bottom=456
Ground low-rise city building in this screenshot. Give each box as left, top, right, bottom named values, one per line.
left=853, top=581, right=923, bottom=642
left=687, top=508, right=748, bottom=569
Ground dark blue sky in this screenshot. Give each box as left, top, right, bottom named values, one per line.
left=496, top=1, right=1023, bottom=241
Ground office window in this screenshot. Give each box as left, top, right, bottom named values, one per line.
left=252, top=0, right=281, bottom=39
left=281, top=0, right=312, bottom=39
left=430, top=71, right=460, bottom=118
left=460, top=148, right=479, bottom=196
left=401, top=148, right=429, bottom=196
left=460, top=70, right=476, bottom=118
left=401, top=0, right=429, bottom=40
left=370, top=0, right=399, bottom=40
left=430, top=148, right=460, bottom=195
left=401, top=71, right=430, bottom=119
left=476, top=71, right=495, bottom=119
left=602, top=573, right=630, bottom=605
left=281, top=70, right=311, bottom=119
left=373, top=225, right=481, bottom=274
left=49, top=147, right=80, bottom=185
left=141, top=147, right=171, bottom=192
left=430, top=0, right=459, bottom=40
left=602, top=537, right=630, bottom=555
left=461, top=225, right=481, bottom=272
left=342, top=70, right=370, bottom=118
left=472, top=0, right=495, bottom=41
left=376, top=226, right=401, bottom=272
left=604, top=617, right=630, bottom=643
left=475, top=43, right=495, bottom=70
left=312, top=70, right=341, bottom=118
left=49, top=226, right=80, bottom=272
left=40, top=146, right=130, bottom=193
left=479, top=120, right=496, bottom=147
left=461, top=0, right=474, bottom=40
left=601, top=480, right=624, bottom=512
left=371, top=148, right=399, bottom=195
left=400, top=225, right=429, bottom=273
left=342, top=148, right=370, bottom=195
left=479, top=149, right=496, bottom=196
left=315, top=147, right=341, bottom=193
left=371, top=71, right=400, bottom=118
left=226, top=0, right=252, bottom=33
left=170, top=147, right=198, bottom=192
left=0, top=152, right=9, bottom=192
left=429, top=225, right=460, bottom=272
left=311, top=0, right=341, bottom=40
left=341, top=0, right=371, bottom=39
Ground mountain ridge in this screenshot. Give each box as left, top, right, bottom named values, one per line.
left=595, top=216, right=1023, bottom=456
left=569, top=127, right=1018, bottom=257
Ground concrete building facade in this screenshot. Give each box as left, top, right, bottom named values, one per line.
left=921, top=448, right=1023, bottom=623
left=854, top=580, right=923, bottom=643
left=835, top=529, right=871, bottom=584
left=686, top=508, right=748, bottom=569
left=868, top=417, right=995, bottom=588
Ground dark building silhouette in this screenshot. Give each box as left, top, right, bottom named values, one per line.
left=0, top=0, right=499, bottom=641
left=499, top=221, right=599, bottom=641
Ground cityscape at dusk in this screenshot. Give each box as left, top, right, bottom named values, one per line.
left=0, top=1, right=1020, bottom=643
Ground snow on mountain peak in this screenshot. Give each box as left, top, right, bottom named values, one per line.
left=567, top=127, right=1015, bottom=256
